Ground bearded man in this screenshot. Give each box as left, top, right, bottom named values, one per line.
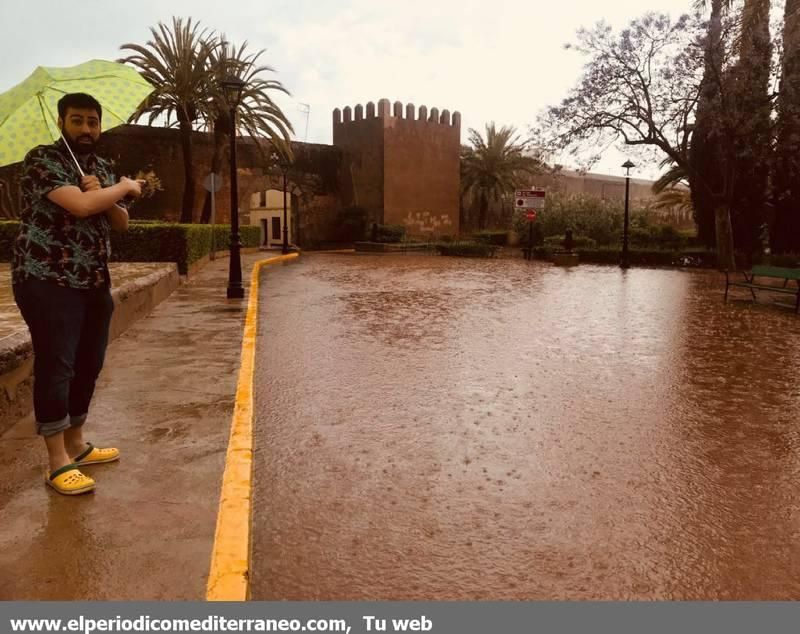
left=12, top=92, right=143, bottom=495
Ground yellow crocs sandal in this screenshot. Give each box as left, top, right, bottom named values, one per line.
left=46, top=465, right=96, bottom=495
left=73, top=442, right=120, bottom=466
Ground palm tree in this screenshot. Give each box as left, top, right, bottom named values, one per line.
left=652, top=158, right=688, bottom=195
left=653, top=188, right=692, bottom=211
left=652, top=189, right=694, bottom=223
left=200, top=38, right=295, bottom=223
left=652, top=159, right=694, bottom=223
left=461, top=123, right=541, bottom=230
left=120, top=17, right=215, bottom=223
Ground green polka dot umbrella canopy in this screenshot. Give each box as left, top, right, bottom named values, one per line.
left=0, top=59, right=154, bottom=167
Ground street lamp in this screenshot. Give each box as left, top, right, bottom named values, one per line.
left=221, top=74, right=246, bottom=299
left=621, top=160, right=636, bottom=270
left=270, top=149, right=291, bottom=254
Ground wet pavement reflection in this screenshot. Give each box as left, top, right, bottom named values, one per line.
left=251, top=254, right=800, bottom=600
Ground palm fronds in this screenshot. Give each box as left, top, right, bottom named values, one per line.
left=461, top=123, right=542, bottom=229
left=120, top=17, right=215, bottom=128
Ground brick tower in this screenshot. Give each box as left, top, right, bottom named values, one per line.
left=333, top=98, right=461, bottom=237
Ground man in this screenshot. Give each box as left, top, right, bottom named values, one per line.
left=12, top=92, right=142, bottom=495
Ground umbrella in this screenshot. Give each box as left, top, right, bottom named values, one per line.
left=0, top=59, right=153, bottom=174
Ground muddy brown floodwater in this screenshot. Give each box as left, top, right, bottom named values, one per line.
left=250, top=253, right=800, bottom=600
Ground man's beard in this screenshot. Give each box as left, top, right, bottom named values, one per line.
left=61, top=130, right=97, bottom=155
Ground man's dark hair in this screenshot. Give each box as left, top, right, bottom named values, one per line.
left=57, top=93, right=102, bottom=122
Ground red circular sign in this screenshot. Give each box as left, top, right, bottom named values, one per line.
left=526, top=211, right=537, bottom=221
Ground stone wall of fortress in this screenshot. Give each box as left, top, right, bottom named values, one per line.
left=0, top=116, right=692, bottom=244
left=333, top=98, right=461, bottom=237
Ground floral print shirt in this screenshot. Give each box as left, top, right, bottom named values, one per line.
left=12, top=139, right=123, bottom=289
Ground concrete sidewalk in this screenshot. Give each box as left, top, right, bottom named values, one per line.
left=0, top=252, right=275, bottom=600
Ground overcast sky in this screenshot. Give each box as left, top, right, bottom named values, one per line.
left=1, top=0, right=698, bottom=179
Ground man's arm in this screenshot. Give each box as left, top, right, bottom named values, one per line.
left=106, top=204, right=129, bottom=232
left=46, top=177, right=140, bottom=219
left=77, top=175, right=131, bottom=231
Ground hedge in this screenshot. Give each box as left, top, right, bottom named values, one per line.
left=371, top=223, right=407, bottom=243
left=531, top=246, right=725, bottom=268
left=0, top=221, right=261, bottom=275
left=436, top=241, right=499, bottom=258
left=473, top=230, right=509, bottom=246
left=543, top=234, right=597, bottom=249
left=767, top=254, right=800, bottom=267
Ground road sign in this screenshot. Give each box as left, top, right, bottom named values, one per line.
left=515, top=189, right=546, bottom=210
left=526, top=211, right=537, bottom=222
left=203, top=173, right=223, bottom=192
left=203, top=173, right=223, bottom=260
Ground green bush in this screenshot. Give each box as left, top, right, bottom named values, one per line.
left=512, top=192, right=629, bottom=246
left=517, top=222, right=544, bottom=247
left=764, top=253, right=800, bottom=268
left=112, top=222, right=260, bottom=274
left=527, top=244, right=763, bottom=269
left=436, top=241, right=498, bottom=258
left=1, top=220, right=260, bottom=274
left=544, top=234, right=597, bottom=249
left=530, top=245, right=721, bottom=267
left=627, top=224, right=688, bottom=248
left=655, top=225, right=685, bottom=245
left=371, top=223, right=406, bottom=243
left=510, top=192, right=696, bottom=250
left=473, top=230, right=508, bottom=246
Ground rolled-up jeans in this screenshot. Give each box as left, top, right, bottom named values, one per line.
left=12, top=277, right=114, bottom=437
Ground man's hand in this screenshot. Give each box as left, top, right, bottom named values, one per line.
left=80, top=175, right=102, bottom=192
left=120, top=176, right=143, bottom=199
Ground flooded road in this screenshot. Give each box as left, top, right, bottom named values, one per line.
left=251, top=254, right=800, bottom=600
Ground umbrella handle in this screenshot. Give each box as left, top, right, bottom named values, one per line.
left=39, top=96, right=85, bottom=178
left=57, top=129, right=86, bottom=178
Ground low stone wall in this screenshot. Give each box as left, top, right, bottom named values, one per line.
left=0, top=264, right=180, bottom=436
left=0, top=330, right=34, bottom=436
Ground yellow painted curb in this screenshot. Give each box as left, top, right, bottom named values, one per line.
left=206, top=253, right=299, bottom=601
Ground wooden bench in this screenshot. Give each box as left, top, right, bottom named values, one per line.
left=724, top=265, right=800, bottom=312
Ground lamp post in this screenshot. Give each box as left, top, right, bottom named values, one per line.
left=270, top=150, right=291, bottom=254
left=621, top=160, right=635, bottom=270
left=221, top=74, right=246, bottom=299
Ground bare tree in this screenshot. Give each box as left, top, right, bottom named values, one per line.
left=537, top=14, right=703, bottom=171
left=537, top=9, right=781, bottom=270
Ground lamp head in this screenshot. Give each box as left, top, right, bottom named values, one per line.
left=622, top=160, right=636, bottom=176
left=220, top=74, right=245, bottom=109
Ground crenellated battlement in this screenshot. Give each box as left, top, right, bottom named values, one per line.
left=333, top=98, right=461, bottom=129
left=332, top=96, right=461, bottom=236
